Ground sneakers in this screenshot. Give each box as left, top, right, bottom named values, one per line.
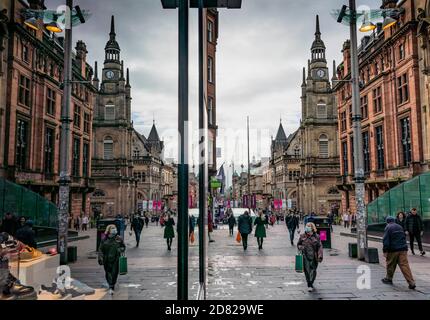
left=381, top=278, right=393, bottom=285
left=108, top=289, right=114, bottom=295
left=411, top=250, right=416, bottom=256
left=421, top=251, right=426, bottom=256
left=307, top=286, right=314, bottom=292
left=409, top=284, right=416, bottom=290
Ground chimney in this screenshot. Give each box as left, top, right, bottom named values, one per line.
left=75, top=40, right=88, bottom=78
left=342, top=40, right=351, bottom=78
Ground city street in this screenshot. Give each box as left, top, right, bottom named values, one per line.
left=70, top=222, right=430, bottom=300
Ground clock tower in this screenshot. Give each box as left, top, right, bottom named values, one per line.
left=297, top=15, right=341, bottom=214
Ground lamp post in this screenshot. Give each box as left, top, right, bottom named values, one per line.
left=160, top=0, right=242, bottom=301
left=247, top=116, right=251, bottom=212
left=335, top=0, right=402, bottom=261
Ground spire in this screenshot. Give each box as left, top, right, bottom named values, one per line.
left=120, top=60, right=125, bottom=80
left=94, top=61, right=99, bottom=80
left=275, top=123, right=287, bottom=142
left=311, top=14, right=326, bottom=62
left=302, top=67, right=306, bottom=86
left=110, top=15, right=116, bottom=39
left=307, top=60, right=311, bottom=79
left=148, top=123, right=161, bottom=142
left=315, top=15, right=321, bottom=38
left=126, top=68, right=130, bottom=87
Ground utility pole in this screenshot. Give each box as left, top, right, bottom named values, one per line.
left=247, top=116, right=251, bottom=212
left=177, top=0, right=190, bottom=300
left=349, top=0, right=367, bottom=260
left=58, top=0, right=74, bottom=265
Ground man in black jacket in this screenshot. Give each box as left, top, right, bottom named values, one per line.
left=405, top=208, right=425, bottom=256
left=238, top=211, right=253, bottom=251
left=130, top=215, right=144, bottom=247
left=285, top=213, right=299, bottom=246
left=382, top=216, right=416, bottom=290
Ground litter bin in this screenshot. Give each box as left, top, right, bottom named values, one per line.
left=96, top=218, right=125, bottom=251
left=312, top=217, right=332, bottom=249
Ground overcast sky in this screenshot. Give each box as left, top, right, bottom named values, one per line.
left=45, top=0, right=381, bottom=178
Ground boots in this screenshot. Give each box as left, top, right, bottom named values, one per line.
left=2, top=274, right=37, bottom=300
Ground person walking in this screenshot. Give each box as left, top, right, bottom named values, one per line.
left=342, top=211, right=350, bottom=229
left=254, top=211, right=268, bottom=250
left=238, top=211, right=253, bottom=251
left=0, top=213, right=19, bottom=237
left=130, top=214, right=144, bottom=247
left=189, top=214, right=196, bottom=244
left=144, top=213, right=150, bottom=229
left=286, top=212, right=300, bottom=246
left=228, top=212, right=236, bottom=237
left=16, top=220, right=37, bottom=249
left=405, top=208, right=426, bottom=256
left=297, top=222, right=323, bottom=292
left=98, top=224, right=126, bottom=295
left=381, top=217, right=416, bottom=290
left=81, top=215, right=89, bottom=231
left=163, top=214, right=175, bottom=251
left=351, top=213, right=357, bottom=229
left=208, top=210, right=215, bottom=243
left=395, top=212, right=407, bottom=232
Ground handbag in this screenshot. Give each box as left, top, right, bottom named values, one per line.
left=119, top=254, right=128, bottom=275
left=295, top=253, right=304, bottom=273
left=236, top=232, right=242, bottom=243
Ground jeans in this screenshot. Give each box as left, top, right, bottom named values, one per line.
left=134, top=230, right=142, bottom=246
left=288, top=228, right=296, bottom=244
left=242, top=234, right=249, bottom=250
left=104, top=261, right=119, bottom=290
left=257, top=237, right=264, bottom=248
left=409, top=232, right=424, bottom=252
left=229, top=227, right=234, bottom=236
left=386, top=251, right=415, bottom=285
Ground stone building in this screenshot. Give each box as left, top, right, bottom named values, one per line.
left=335, top=0, right=425, bottom=213
left=1, top=0, right=97, bottom=217
left=297, top=16, right=341, bottom=214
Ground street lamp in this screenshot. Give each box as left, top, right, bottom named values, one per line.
left=335, top=0, right=401, bottom=261
left=160, top=0, right=242, bottom=301
left=24, top=1, right=89, bottom=265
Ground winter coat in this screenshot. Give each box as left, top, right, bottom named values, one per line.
left=164, top=218, right=175, bottom=239
left=228, top=215, right=236, bottom=228
left=395, top=218, right=406, bottom=232
left=382, top=222, right=408, bottom=253
left=254, top=217, right=268, bottom=238
left=98, top=235, right=125, bottom=267
left=0, top=217, right=19, bottom=237
left=405, top=214, right=424, bottom=234
left=16, top=226, right=37, bottom=249
left=238, top=214, right=253, bottom=235
left=131, top=217, right=144, bottom=232
left=285, top=215, right=299, bottom=230
left=297, top=233, right=323, bottom=262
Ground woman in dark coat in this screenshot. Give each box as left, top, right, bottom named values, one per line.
left=164, top=214, right=175, bottom=251
left=255, top=211, right=268, bottom=250
left=297, top=222, right=323, bottom=292
left=228, top=212, right=236, bottom=237
left=98, top=225, right=126, bottom=295
left=396, top=212, right=407, bottom=232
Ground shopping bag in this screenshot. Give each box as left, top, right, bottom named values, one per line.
left=190, top=232, right=195, bottom=244
left=119, top=255, right=128, bottom=275
left=295, top=253, right=304, bottom=273
left=236, top=232, right=242, bottom=243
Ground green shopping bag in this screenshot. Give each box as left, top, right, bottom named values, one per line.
left=119, top=254, right=128, bottom=275
left=295, top=253, right=304, bottom=273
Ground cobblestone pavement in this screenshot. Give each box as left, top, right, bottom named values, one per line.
left=69, top=223, right=430, bottom=300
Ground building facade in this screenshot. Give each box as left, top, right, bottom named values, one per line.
left=1, top=0, right=97, bottom=218
left=335, top=0, right=425, bottom=213
left=297, top=16, right=341, bottom=215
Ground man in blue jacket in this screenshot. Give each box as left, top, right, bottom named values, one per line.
left=381, top=216, right=416, bottom=290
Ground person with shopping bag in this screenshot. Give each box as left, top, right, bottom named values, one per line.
left=98, top=225, right=126, bottom=295
left=189, top=214, right=196, bottom=244
left=297, top=222, right=323, bottom=292
left=238, top=211, right=253, bottom=251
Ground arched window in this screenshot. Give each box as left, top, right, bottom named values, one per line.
left=319, top=134, right=329, bottom=158
left=104, top=136, right=114, bottom=160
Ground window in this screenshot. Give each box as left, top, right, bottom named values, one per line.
left=84, top=113, right=90, bottom=134
left=104, top=137, right=114, bottom=160
left=373, top=86, right=382, bottom=113
left=374, top=61, right=380, bottom=76
left=363, top=131, right=370, bottom=174
left=341, top=111, right=347, bottom=132
left=105, top=105, right=115, bottom=121
left=319, top=134, right=329, bottom=158
left=46, top=88, right=56, bottom=115
left=397, top=73, right=409, bottom=105
left=83, top=143, right=89, bottom=177
left=72, top=138, right=80, bottom=177
left=360, top=95, right=368, bottom=119
left=74, top=105, right=81, bottom=128
left=376, top=126, right=385, bottom=171
left=294, top=146, right=300, bottom=158
left=18, top=75, right=31, bottom=107
left=342, top=141, right=348, bottom=176
left=208, top=20, right=214, bottom=43
left=208, top=57, right=214, bottom=83
left=44, top=127, right=54, bottom=174
left=399, top=43, right=405, bottom=60
left=16, top=119, right=29, bottom=170
left=317, top=104, right=327, bottom=119
left=133, top=148, right=140, bottom=158
left=22, top=44, right=29, bottom=63
left=400, top=117, right=412, bottom=166
left=208, top=97, right=214, bottom=126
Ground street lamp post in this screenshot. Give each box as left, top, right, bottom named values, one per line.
left=247, top=116, right=251, bottom=212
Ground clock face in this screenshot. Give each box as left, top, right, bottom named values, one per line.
left=106, top=70, right=115, bottom=79
left=317, top=69, right=326, bottom=78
